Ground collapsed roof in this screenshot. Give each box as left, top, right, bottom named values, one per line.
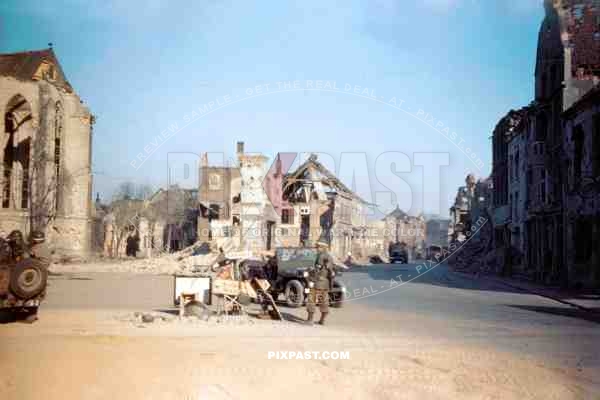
left=282, top=154, right=370, bottom=204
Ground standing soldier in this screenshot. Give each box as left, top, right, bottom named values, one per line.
left=306, top=240, right=336, bottom=326
left=6, top=230, right=26, bottom=263
left=28, top=231, right=52, bottom=263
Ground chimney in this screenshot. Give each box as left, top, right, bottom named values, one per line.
left=236, top=141, right=244, bottom=154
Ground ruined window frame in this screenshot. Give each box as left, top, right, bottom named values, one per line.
left=281, top=208, right=294, bottom=225
left=3, top=94, right=32, bottom=210
left=54, top=101, right=63, bottom=214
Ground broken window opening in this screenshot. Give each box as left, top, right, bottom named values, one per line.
left=3, top=94, right=32, bottom=210
left=281, top=208, right=294, bottom=224
left=54, top=102, right=63, bottom=212
left=19, top=138, right=30, bottom=209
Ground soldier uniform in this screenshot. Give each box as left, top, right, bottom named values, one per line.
left=307, top=242, right=335, bottom=325
left=28, top=231, right=52, bottom=263
left=7, top=230, right=26, bottom=263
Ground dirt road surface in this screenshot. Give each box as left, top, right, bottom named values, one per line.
left=1, top=267, right=599, bottom=400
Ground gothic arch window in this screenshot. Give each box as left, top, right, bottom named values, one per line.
left=3, top=94, right=32, bottom=209
left=54, top=101, right=63, bottom=212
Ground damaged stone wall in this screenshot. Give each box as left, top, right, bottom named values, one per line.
left=562, top=87, right=600, bottom=287
left=0, top=75, right=92, bottom=257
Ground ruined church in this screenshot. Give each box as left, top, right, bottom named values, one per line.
left=0, top=48, right=93, bottom=256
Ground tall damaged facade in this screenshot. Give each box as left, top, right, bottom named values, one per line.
left=0, top=48, right=93, bottom=256
left=281, top=154, right=371, bottom=260
left=488, top=0, right=600, bottom=287
left=527, top=0, right=600, bottom=286
left=448, top=174, right=494, bottom=272
left=197, top=142, right=281, bottom=255
left=562, top=84, right=600, bottom=286
left=196, top=146, right=373, bottom=260
left=492, top=109, right=531, bottom=277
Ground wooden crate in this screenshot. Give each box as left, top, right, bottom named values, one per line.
left=212, top=279, right=241, bottom=296
left=252, top=278, right=271, bottom=292
left=239, top=280, right=258, bottom=299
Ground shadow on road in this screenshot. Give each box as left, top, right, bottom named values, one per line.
left=506, top=305, right=600, bottom=325
left=0, top=310, right=36, bottom=324
left=351, top=263, right=527, bottom=294
left=278, top=312, right=307, bottom=324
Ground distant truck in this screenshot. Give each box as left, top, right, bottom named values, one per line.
left=388, top=242, right=408, bottom=264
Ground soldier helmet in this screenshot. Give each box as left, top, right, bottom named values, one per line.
left=316, top=240, right=329, bottom=248
left=7, top=230, right=25, bottom=257
left=7, top=230, right=24, bottom=243
left=31, top=230, right=45, bottom=243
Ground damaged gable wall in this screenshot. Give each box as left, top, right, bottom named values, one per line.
left=0, top=53, right=93, bottom=257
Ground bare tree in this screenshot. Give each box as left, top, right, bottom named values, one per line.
left=113, top=182, right=154, bottom=201
left=109, top=198, right=145, bottom=257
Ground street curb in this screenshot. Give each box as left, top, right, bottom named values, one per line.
left=452, top=270, right=599, bottom=314
left=490, top=278, right=597, bottom=313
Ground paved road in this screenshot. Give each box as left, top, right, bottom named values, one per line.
left=43, top=262, right=600, bottom=374
left=336, top=262, right=600, bottom=370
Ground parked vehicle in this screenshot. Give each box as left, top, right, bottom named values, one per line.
left=0, top=233, right=48, bottom=320
left=427, top=245, right=443, bottom=261
left=270, top=247, right=347, bottom=308
left=388, top=242, right=408, bottom=264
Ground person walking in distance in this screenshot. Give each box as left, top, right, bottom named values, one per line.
left=306, top=240, right=336, bottom=326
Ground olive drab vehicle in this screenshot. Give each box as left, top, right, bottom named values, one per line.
left=0, top=230, right=49, bottom=319
left=269, top=247, right=347, bottom=308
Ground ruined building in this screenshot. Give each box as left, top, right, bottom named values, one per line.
left=196, top=146, right=374, bottom=259
left=492, top=110, right=527, bottom=277
left=0, top=48, right=93, bottom=256
left=562, top=84, right=600, bottom=287
left=489, top=0, right=600, bottom=287
left=282, top=154, right=370, bottom=259
left=197, top=142, right=281, bottom=254
left=449, top=174, right=478, bottom=241
left=528, top=0, right=600, bottom=285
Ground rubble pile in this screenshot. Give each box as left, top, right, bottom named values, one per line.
left=115, top=310, right=258, bottom=327
left=448, top=223, right=494, bottom=274
left=50, top=238, right=242, bottom=275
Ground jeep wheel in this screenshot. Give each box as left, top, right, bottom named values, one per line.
left=284, top=280, right=304, bottom=308
left=10, top=259, right=47, bottom=300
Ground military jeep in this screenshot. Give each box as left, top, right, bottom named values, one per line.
left=269, top=247, right=347, bottom=308
left=0, top=237, right=48, bottom=319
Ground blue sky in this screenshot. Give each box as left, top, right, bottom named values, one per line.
left=1, top=0, right=544, bottom=217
